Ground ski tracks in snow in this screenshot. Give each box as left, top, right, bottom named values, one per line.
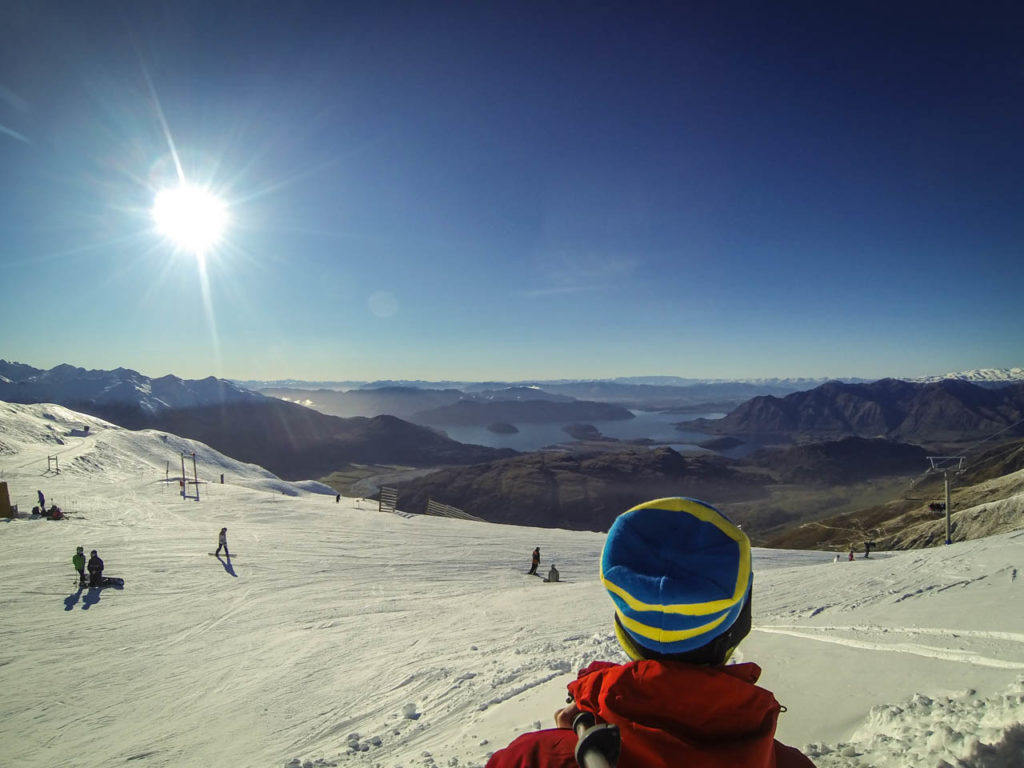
left=755, top=624, right=1024, bottom=669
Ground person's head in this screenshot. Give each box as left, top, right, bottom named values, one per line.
left=76, top=546, right=84, bottom=554
left=221, top=527, right=227, bottom=532
left=90, top=550, right=97, bottom=556
left=601, top=497, right=752, bottom=667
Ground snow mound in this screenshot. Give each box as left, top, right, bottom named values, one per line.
left=807, top=677, right=1024, bottom=767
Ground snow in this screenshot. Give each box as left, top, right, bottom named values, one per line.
left=0, top=364, right=264, bottom=415
left=1, top=400, right=1022, bottom=768
left=911, top=368, right=1024, bottom=384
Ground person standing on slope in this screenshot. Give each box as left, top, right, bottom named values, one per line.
left=215, top=527, right=230, bottom=557
left=87, top=550, right=104, bottom=588
left=73, top=546, right=86, bottom=587
left=486, top=497, right=816, bottom=768
left=527, top=547, right=540, bottom=575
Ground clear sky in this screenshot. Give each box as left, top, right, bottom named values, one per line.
left=1, top=2, right=1021, bottom=382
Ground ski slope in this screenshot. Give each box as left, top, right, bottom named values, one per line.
left=1, top=401, right=1022, bottom=768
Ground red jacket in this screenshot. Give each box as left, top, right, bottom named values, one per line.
left=486, top=660, right=814, bottom=768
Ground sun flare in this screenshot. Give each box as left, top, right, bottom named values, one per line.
left=151, top=184, right=228, bottom=254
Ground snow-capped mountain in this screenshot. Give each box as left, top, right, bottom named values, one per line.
left=0, top=360, right=263, bottom=414
left=909, top=367, right=1024, bottom=384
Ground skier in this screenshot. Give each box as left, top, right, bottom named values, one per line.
left=215, top=527, right=230, bottom=557
left=527, top=547, right=540, bottom=575
left=546, top=563, right=560, bottom=583
left=485, top=497, right=815, bottom=768
left=87, top=550, right=104, bottom=588
left=73, top=546, right=86, bottom=586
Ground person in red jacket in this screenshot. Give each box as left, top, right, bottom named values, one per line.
left=486, top=497, right=815, bottom=768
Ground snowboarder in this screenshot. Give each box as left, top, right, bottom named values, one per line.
left=546, top=563, right=560, bottom=583
left=336, top=494, right=341, bottom=503
left=527, top=547, right=540, bottom=575
left=848, top=550, right=855, bottom=561
left=87, top=550, right=104, bottom=588
left=37, top=490, right=45, bottom=510
left=73, top=546, right=86, bottom=586
left=485, top=498, right=815, bottom=768
left=215, top=527, right=230, bottom=557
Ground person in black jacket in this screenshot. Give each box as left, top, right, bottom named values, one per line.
left=528, top=547, right=540, bottom=575
left=87, top=550, right=104, bottom=587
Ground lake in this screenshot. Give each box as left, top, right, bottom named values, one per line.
left=434, top=409, right=733, bottom=454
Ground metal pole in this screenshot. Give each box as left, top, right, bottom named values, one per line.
left=944, top=471, right=952, bottom=545
left=573, top=712, right=620, bottom=768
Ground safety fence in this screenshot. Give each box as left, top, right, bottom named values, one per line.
left=425, top=498, right=486, bottom=523
left=379, top=486, right=399, bottom=514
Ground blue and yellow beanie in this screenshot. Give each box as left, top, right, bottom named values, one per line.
left=601, top=497, right=752, bottom=662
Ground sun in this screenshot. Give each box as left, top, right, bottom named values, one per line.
left=151, top=184, right=228, bottom=255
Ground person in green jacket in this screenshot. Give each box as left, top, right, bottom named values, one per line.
left=72, top=546, right=86, bottom=587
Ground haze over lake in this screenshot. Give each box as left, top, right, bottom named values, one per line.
left=434, top=409, right=727, bottom=453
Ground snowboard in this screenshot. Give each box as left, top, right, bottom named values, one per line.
left=209, top=552, right=235, bottom=557
left=83, top=576, right=124, bottom=589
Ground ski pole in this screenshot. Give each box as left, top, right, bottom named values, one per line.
left=573, top=711, right=620, bottom=768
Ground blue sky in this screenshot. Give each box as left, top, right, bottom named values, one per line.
left=1, top=2, right=1021, bottom=382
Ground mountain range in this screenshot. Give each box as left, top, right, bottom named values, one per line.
left=684, top=378, right=1024, bottom=443
left=4, top=360, right=1024, bottom=538
left=0, top=361, right=513, bottom=478
left=235, top=367, right=1024, bottom=391
left=258, top=380, right=815, bottom=417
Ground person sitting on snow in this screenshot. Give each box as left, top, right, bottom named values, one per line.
left=485, top=497, right=815, bottom=768
left=87, top=550, right=104, bottom=588
left=546, top=563, right=560, bottom=583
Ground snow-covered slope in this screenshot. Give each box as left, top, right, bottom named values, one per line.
left=1, top=401, right=1022, bottom=768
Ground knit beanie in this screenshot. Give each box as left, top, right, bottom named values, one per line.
left=601, top=497, right=753, bottom=664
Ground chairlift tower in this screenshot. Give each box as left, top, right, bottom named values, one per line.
left=926, top=456, right=965, bottom=545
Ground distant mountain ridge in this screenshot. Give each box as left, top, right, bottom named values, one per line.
left=0, top=361, right=514, bottom=478
left=260, top=384, right=582, bottom=422
left=0, top=361, right=261, bottom=413
left=908, top=367, right=1024, bottom=384
left=235, top=368, right=1024, bottom=392
left=687, top=378, right=1024, bottom=443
